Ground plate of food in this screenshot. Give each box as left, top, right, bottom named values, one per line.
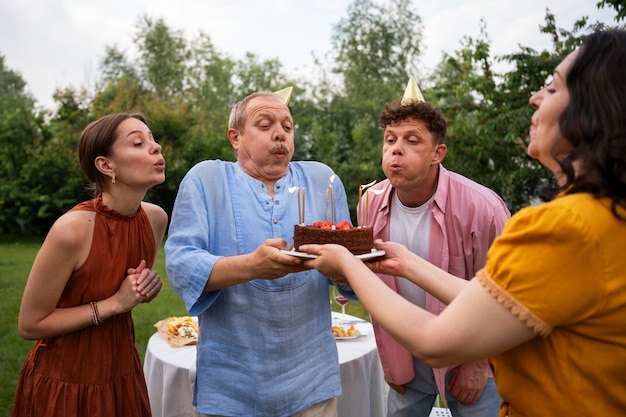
left=281, top=249, right=385, bottom=260
left=154, top=316, right=199, bottom=348
left=331, top=322, right=371, bottom=339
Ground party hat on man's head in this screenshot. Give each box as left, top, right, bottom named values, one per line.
left=400, top=76, right=425, bottom=105
left=274, top=86, right=294, bottom=106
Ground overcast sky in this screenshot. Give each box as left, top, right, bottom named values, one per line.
left=0, top=0, right=617, bottom=110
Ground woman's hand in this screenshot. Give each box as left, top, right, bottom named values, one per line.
left=364, top=240, right=413, bottom=277
left=130, top=260, right=163, bottom=303
left=300, top=243, right=359, bottom=283
left=117, top=260, right=162, bottom=309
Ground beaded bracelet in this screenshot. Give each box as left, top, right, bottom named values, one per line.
left=89, top=302, right=99, bottom=326
left=89, top=301, right=105, bottom=326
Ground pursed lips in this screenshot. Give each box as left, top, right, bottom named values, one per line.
left=387, top=161, right=403, bottom=171
left=270, top=145, right=290, bottom=158
left=529, top=117, right=537, bottom=136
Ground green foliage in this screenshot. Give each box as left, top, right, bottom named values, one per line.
left=142, top=97, right=199, bottom=215
left=91, top=16, right=304, bottom=217
left=332, top=0, right=423, bottom=95
left=0, top=1, right=622, bottom=232
left=134, top=15, right=190, bottom=99
left=316, top=0, right=424, bottom=219
left=0, top=55, right=62, bottom=235
left=597, top=0, right=626, bottom=22
left=425, top=11, right=607, bottom=213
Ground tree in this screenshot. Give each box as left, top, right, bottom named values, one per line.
left=597, top=0, right=626, bottom=22
left=134, top=15, right=190, bottom=100
left=0, top=55, right=56, bottom=234
left=93, top=16, right=303, bottom=215
left=3, top=2, right=620, bottom=235
left=314, top=0, right=425, bottom=220
left=427, top=11, right=606, bottom=213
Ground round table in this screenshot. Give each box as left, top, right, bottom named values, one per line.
left=143, top=312, right=387, bottom=417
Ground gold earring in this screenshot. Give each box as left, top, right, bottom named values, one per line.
left=111, top=175, right=116, bottom=184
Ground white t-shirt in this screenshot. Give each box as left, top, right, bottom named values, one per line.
left=389, top=191, right=433, bottom=308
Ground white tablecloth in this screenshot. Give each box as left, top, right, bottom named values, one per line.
left=143, top=312, right=387, bottom=417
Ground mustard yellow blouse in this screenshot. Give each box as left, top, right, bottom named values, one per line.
left=477, top=193, right=626, bottom=417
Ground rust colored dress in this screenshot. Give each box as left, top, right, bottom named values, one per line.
left=12, top=195, right=155, bottom=417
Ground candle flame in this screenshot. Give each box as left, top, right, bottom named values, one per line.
left=358, top=180, right=377, bottom=227
left=360, top=179, right=377, bottom=190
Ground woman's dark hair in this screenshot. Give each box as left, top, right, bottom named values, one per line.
left=379, top=100, right=447, bottom=145
left=77, top=112, right=148, bottom=195
left=539, top=29, right=626, bottom=219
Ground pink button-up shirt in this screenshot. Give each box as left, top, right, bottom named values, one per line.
left=359, top=165, right=510, bottom=398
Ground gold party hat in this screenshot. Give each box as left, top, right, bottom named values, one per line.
left=400, top=76, right=425, bottom=105
left=274, top=86, right=294, bottom=106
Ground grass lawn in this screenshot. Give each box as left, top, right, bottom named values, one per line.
left=0, top=236, right=369, bottom=415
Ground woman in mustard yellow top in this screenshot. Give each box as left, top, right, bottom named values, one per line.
left=302, top=29, right=626, bottom=417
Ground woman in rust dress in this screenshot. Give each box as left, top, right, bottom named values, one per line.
left=12, top=113, right=168, bottom=416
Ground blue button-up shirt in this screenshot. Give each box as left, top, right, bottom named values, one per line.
left=165, top=160, right=351, bottom=416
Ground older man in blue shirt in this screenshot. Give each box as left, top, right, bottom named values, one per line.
left=165, top=90, right=352, bottom=417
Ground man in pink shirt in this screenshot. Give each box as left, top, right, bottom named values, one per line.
left=358, top=79, right=510, bottom=416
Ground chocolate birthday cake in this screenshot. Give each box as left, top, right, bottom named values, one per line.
left=293, top=220, right=374, bottom=255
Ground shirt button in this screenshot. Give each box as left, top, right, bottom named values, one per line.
left=273, top=219, right=278, bottom=224
left=275, top=200, right=280, bottom=205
